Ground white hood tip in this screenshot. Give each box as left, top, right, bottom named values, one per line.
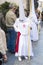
left=19, top=0, right=26, bottom=21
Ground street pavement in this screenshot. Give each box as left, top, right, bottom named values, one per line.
left=3, top=25, right=43, bottom=65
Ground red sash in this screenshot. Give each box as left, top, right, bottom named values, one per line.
left=15, top=32, right=21, bottom=52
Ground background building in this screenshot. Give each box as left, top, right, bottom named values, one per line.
left=0, top=0, right=27, bottom=8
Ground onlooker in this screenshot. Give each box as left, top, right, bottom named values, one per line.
left=41, top=11, right=43, bottom=21
left=24, top=9, right=29, bottom=17
left=5, top=3, right=17, bottom=53
left=0, top=11, right=6, bottom=31
left=15, top=7, right=19, bottom=18
left=0, top=27, right=7, bottom=62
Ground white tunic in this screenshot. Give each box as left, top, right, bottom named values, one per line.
left=13, top=18, right=34, bottom=56
left=29, top=17, right=39, bottom=41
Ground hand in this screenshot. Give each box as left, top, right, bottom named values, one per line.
left=3, top=54, right=7, bottom=62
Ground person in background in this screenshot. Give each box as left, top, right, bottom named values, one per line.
left=24, top=9, right=29, bottom=17
left=0, top=11, right=6, bottom=31
left=5, top=3, right=17, bottom=53
left=29, top=0, right=38, bottom=41
left=0, top=27, right=7, bottom=62
left=35, top=8, right=41, bottom=34
left=41, top=11, right=43, bottom=21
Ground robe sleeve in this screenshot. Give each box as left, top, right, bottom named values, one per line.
left=13, top=19, right=20, bottom=32
left=32, top=16, right=38, bottom=25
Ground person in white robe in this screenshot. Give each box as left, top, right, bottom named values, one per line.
left=28, top=0, right=39, bottom=41
left=13, top=0, right=34, bottom=61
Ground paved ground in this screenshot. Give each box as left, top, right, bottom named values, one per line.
left=3, top=23, right=43, bottom=65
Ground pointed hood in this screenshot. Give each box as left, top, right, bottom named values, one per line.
left=19, top=0, right=26, bottom=21
left=29, top=0, right=38, bottom=23
left=30, top=0, right=36, bottom=16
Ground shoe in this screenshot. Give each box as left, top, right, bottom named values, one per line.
left=25, top=57, right=28, bottom=60
left=15, top=53, right=18, bottom=57
left=18, top=57, right=22, bottom=61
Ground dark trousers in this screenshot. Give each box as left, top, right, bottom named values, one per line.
left=6, top=28, right=17, bottom=53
